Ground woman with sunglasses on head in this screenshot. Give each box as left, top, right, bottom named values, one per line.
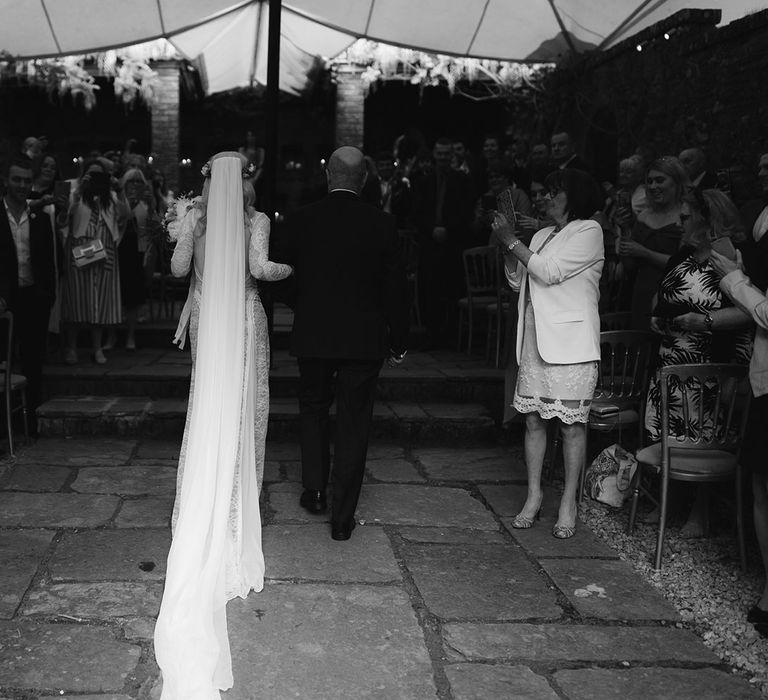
left=618, top=156, right=687, bottom=330
left=644, top=188, right=752, bottom=537
left=492, top=168, right=604, bottom=539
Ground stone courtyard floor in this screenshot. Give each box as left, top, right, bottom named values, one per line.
left=0, top=436, right=763, bottom=699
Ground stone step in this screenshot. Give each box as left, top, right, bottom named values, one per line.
left=42, top=349, right=504, bottom=403
left=37, top=396, right=506, bottom=444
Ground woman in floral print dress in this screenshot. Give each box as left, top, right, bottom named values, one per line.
left=645, top=189, right=753, bottom=536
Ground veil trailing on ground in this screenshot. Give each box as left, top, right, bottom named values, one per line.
left=154, top=153, right=263, bottom=698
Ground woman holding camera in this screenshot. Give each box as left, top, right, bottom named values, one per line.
left=59, top=159, right=128, bottom=364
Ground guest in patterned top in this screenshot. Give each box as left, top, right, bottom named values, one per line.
left=59, top=159, right=128, bottom=364
left=645, top=188, right=753, bottom=537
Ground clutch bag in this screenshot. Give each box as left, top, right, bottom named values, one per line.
left=72, top=239, right=106, bottom=268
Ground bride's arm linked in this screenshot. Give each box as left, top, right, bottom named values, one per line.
left=249, top=211, right=293, bottom=281
left=170, top=208, right=200, bottom=278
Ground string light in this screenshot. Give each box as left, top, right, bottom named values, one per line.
left=636, top=43, right=643, bottom=52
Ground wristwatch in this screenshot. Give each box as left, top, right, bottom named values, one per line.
left=703, top=312, right=713, bottom=331
left=506, top=240, right=521, bottom=255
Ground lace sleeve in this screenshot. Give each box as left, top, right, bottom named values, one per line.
left=170, top=208, right=200, bottom=278
left=248, top=211, right=293, bottom=281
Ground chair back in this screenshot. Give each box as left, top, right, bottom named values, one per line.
left=595, top=330, right=656, bottom=409
left=463, top=246, right=499, bottom=299
left=600, top=311, right=632, bottom=332
left=659, top=363, right=750, bottom=453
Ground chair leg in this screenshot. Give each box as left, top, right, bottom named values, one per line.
left=457, top=308, right=464, bottom=351
left=579, top=428, right=589, bottom=504
left=627, top=464, right=642, bottom=534
left=485, top=313, right=493, bottom=362
left=6, top=383, right=13, bottom=458
left=21, top=389, right=29, bottom=445
left=653, top=466, right=670, bottom=571
left=467, top=306, right=474, bottom=355
left=736, top=467, right=747, bottom=572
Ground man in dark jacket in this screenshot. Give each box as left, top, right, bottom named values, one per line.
left=0, top=155, right=57, bottom=433
left=275, top=146, right=409, bottom=540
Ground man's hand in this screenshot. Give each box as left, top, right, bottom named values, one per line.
left=710, top=248, right=743, bottom=278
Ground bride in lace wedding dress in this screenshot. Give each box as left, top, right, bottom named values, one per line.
left=154, top=152, right=292, bottom=698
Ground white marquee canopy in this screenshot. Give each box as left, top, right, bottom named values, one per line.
left=0, top=1, right=765, bottom=94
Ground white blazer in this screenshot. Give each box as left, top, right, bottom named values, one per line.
left=515, top=219, right=604, bottom=364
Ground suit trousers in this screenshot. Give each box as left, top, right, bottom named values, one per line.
left=15, top=286, right=52, bottom=430
left=297, top=357, right=383, bottom=526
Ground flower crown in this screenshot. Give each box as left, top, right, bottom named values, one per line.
left=200, top=161, right=257, bottom=179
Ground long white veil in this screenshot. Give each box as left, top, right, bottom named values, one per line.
left=154, top=154, right=260, bottom=698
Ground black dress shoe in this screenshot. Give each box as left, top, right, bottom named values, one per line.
left=299, top=489, right=327, bottom=514
left=331, top=520, right=356, bottom=541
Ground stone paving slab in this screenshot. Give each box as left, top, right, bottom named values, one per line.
left=357, top=484, right=498, bottom=529
left=18, top=437, right=136, bottom=465
left=266, top=482, right=330, bottom=523
left=281, top=460, right=302, bottom=482
left=263, top=524, right=400, bottom=582
left=402, top=544, right=561, bottom=620
left=476, top=483, right=530, bottom=516
left=3, top=463, right=71, bottom=491
left=445, top=664, right=559, bottom=700
left=114, top=498, right=173, bottom=528
left=123, top=617, right=156, bottom=640
left=0, top=621, right=140, bottom=691
left=541, top=559, right=680, bottom=621
left=49, top=530, right=169, bottom=582
left=504, top=516, right=620, bottom=559
left=367, top=445, right=407, bottom=459
left=397, top=526, right=507, bottom=544
left=553, top=667, right=762, bottom=699
left=23, top=581, right=163, bottom=618
left=415, top=447, right=526, bottom=481
left=40, top=693, right=132, bottom=700
left=135, top=440, right=180, bottom=460
left=72, top=466, right=177, bottom=496
left=0, top=493, right=120, bottom=527
left=442, top=622, right=718, bottom=663
left=366, top=458, right=425, bottom=482
left=226, top=582, right=437, bottom=699
left=0, top=530, right=54, bottom=619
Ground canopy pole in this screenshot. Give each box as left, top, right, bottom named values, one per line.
left=263, top=0, right=281, bottom=352
left=546, top=0, right=578, bottom=55
left=263, top=0, right=281, bottom=221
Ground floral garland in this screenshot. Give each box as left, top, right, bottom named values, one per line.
left=200, top=161, right=257, bottom=179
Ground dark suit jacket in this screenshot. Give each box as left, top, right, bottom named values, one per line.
left=411, top=168, right=475, bottom=250
left=274, top=190, right=409, bottom=359
left=0, top=205, right=57, bottom=310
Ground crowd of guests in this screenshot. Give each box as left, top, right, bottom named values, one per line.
left=0, top=136, right=170, bottom=433
left=358, top=127, right=768, bottom=634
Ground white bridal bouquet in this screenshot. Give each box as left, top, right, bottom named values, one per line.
left=164, top=193, right=199, bottom=242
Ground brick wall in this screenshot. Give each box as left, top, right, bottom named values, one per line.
left=549, top=8, right=768, bottom=198
left=151, top=60, right=180, bottom=192
left=334, top=64, right=366, bottom=149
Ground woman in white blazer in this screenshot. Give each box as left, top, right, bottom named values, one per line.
left=492, top=168, right=604, bottom=539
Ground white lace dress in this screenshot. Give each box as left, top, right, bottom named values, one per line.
left=169, top=207, right=292, bottom=596
left=511, top=228, right=599, bottom=424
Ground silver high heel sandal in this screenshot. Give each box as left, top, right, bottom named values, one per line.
left=511, top=498, right=543, bottom=529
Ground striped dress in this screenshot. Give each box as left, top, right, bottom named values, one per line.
left=62, top=205, right=122, bottom=325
